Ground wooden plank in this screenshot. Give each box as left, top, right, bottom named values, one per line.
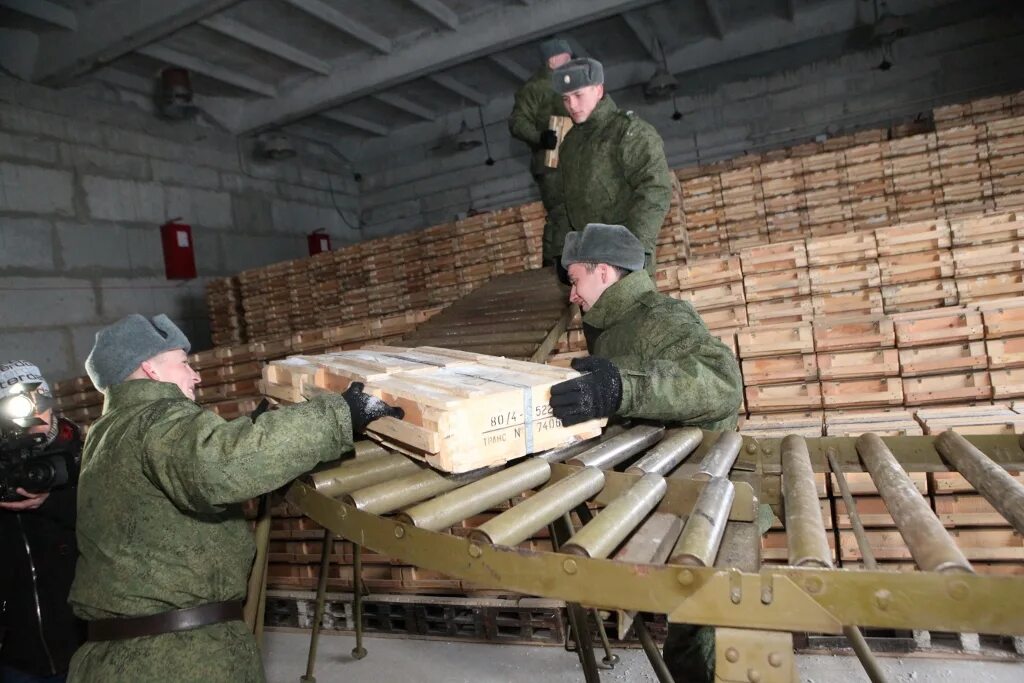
left=931, top=471, right=1024, bottom=494
left=745, top=382, right=822, bottom=413
left=745, top=296, right=814, bottom=325
left=698, top=304, right=748, bottom=331
left=677, top=255, right=742, bottom=288
left=902, top=371, right=992, bottom=406
left=830, top=471, right=928, bottom=495
left=874, top=219, right=951, bottom=256
left=839, top=528, right=1024, bottom=562
left=736, top=323, right=814, bottom=358
left=986, top=336, right=1024, bottom=369
left=812, top=315, right=895, bottom=352
left=990, top=367, right=1024, bottom=399
left=821, top=377, right=903, bottom=409
left=881, top=279, right=958, bottom=314
left=892, top=309, right=984, bottom=347
left=957, top=272, right=1024, bottom=303
left=674, top=281, right=746, bottom=309
left=953, top=241, right=1024, bottom=277
left=979, top=298, right=1024, bottom=338
left=741, top=353, right=818, bottom=386
left=899, top=341, right=988, bottom=377
left=817, top=348, right=899, bottom=380
left=877, top=249, right=954, bottom=286
left=738, top=241, right=807, bottom=273
left=934, top=495, right=1014, bottom=528
left=543, top=115, right=573, bottom=168
left=811, top=289, right=883, bottom=318
left=742, top=268, right=810, bottom=302
left=949, top=211, right=1024, bottom=246
left=809, top=260, right=880, bottom=294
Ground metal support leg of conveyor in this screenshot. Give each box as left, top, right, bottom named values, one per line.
left=551, top=513, right=602, bottom=682
left=300, top=527, right=335, bottom=683
left=351, top=544, right=367, bottom=660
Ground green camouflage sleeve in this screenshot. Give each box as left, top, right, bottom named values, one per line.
left=620, top=121, right=673, bottom=250
left=613, top=325, right=743, bottom=425
left=542, top=180, right=569, bottom=262
left=140, top=395, right=354, bottom=512
left=509, top=82, right=544, bottom=148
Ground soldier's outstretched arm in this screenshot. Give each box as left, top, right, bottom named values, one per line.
left=614, top=335, right=742, bottom=425
left=140, top=395, right=355, bottom=513
left=620, top=124, right=673, bottom=249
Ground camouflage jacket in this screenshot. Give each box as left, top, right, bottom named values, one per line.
left=508, top=66, right=568, bottom=175
left=69, top=379, right=354, bottom=620
left=545, top=96, right=673, bottom=265
left=583, top=271, right=742, bottom=430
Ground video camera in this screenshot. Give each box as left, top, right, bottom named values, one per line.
left=0, top=382, right=79, bottom=503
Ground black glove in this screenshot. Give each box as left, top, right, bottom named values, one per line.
left=540, top=129, right=559, bottom=150
left=549, top=357, right=623, bottom=426
left=342, top=381, right=405, bottom=434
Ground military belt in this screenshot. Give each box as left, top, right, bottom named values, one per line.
left=86, top=600, right=243, bottom=641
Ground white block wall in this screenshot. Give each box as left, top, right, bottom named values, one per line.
left=0, top=76, right=361, bottom=381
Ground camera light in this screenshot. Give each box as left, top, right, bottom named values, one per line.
left=1, top=394, right=36, bottom=420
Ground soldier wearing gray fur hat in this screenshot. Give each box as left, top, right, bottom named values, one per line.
left=68, top=313, right=404, bottom=683
left=549, top=223, right=744, bottom=683
left=508, top=37, right=572, bottom=220
left=544, top=57, right=674, bottom=277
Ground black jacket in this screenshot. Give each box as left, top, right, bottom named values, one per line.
left=0, top=417, right=85, bottom=676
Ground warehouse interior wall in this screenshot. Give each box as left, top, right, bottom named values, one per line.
left=355, top=8, right=1024, bottom=236
left=0, top=75, right=360, bottom=381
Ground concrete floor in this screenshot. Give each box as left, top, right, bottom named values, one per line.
left=262, top=629, right=1024, bottom=683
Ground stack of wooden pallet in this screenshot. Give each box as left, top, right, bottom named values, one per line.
left=739, top=241, right=810, bottom=326
left=205, top=276, right=246, bottom=346
left=675, top=255, right=748, bottom=335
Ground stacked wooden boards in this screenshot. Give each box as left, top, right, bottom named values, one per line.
left=261, top=346, right=604, bottom=472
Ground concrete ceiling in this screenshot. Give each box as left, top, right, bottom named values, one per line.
left=0, top=0, right=1012, bottom=160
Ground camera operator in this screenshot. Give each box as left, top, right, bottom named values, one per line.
left=0, top=361, right=84, bottom=683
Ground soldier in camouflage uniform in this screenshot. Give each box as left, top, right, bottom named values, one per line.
left=545, top=59, right=673, bottom=276
left=508, top=38, right=572, bottom=226
left=67, top=314, right=403, bottom=682
left=548, top=224, right=743, bottom=683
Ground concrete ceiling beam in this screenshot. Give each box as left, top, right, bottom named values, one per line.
left=428, top=73, right=488, bottom=105
left=4, top=0, right=77, bottom=31
left=283, top=0, right=392, bottom=54
left=234, top=0, right=660, bottom=132
left=137, top=44, right=278, bottom=97
left=621, top=11, right=661, bottom=62
left=321, top=110, right=390, bottom=136
left=405, top=0, right=460, bottom=30
left=199, top=15, right=331, bottom=75
left=373, top=92, right=438, bottom=120
left=703, top=0, right=726, bottom=39
left=489, top=54, right=532, bottom=81
left=32, top=0, right=240, bottom=85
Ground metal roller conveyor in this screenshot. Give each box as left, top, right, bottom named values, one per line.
left=285, top=429, right=1024, bottom=683
left=857, top=433, right=973, bottom=574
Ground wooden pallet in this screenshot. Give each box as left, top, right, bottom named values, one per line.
left=737, top=323, right=814, bottom=358
left=741, top=354, right=818, bottom=385
left=817, top=348, right=900, bottom=380
left=899, top=342, right=988, bottom=377
left=812, top=316, right=895, bottom=352
left=892, top=309, right=984, bottom=347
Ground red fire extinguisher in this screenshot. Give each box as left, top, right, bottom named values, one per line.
left=307, top=228, right=332, bottom=256
left=160, top=219, right=197, bottom=280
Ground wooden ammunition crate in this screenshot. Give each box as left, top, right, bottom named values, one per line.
left=675, top=281, right=746, bottom=310
left=830, top=471, right=928, bottom=496
left=957, top=272, right=1024, bottom=303
left=990, top=367, right=1024, bottom=399
left=952, top=241, right=1024, bottom=277
left=934, top=495, right=1013, bottom=527
left=743, top=268, right=811, bottom=302
left=840, top=529, right=1024, bottom=562
left=979, top=299, right=1024, bottom=338
left=762, top=530, right=837, bottom=563
left=677, top=256, right=743, bottom=288
left=881, top=280, right=959, bottom=314
left=769, top=499, right=832, bottom=530
left=824, top=417, right=922, bottom=436
left=741, top=411, right=824, bottom=440
left=986, top=337, right=1024, bottom=368
left=931, top=471, right=1024, bottom=494
left=739, top=241, right=808, bottom=273
left=898, top=341, right=988, bottom=377
left=817, top=348, right=899, bottom=380
left=543, top=115, right=573, bottom=168
left=805, top=232, right=878, bottom=266
left=741, top=354, right=818, bottom=386
left=877, top=250, right=955, bottom=286
left=892, top=309, right=984, bottom=347
left=902, top=371, right=993, bottom=406
left=264, top=347, right=604, bottom=472
left=809, top=261, right=881, bottom=294
left=812, top=316, right=895, bottom=352
left=745, top=382, right=823, bottom=413
left=834, top=496, right=920, bottom=529
left=874, top=219, right=951, bottom=255
left=821, top=377, right=903, bottom=408
left=698, top=304, right=749, bottom=331
left=745, top=297, right=814, bottom=325
left=737, top=323, right=814, bottom=358
left=811, top=289, right=883, bottom=318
